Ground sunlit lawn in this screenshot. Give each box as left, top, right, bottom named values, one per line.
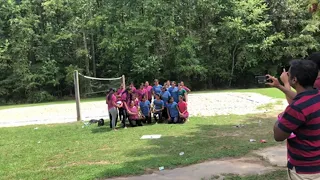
left=0, top=88, right=284, bottom=110
left=0, top=114, right=284, bottom=180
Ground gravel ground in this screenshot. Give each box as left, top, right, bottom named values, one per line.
left=0, top=92, right=285, bottom=128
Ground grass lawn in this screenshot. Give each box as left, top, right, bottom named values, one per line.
left=0, top=88, right=285, bottom=111
left=0, top=113, right=284, bottom=180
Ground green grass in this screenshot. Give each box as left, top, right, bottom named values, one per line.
left=0, top=114, right=284, bottom=180
left=0, top=88, right=285, bottom=110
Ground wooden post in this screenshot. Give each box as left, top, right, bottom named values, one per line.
left=74, top=70, right=81, bottom=121
left=122, top=75, right=126, bottom=87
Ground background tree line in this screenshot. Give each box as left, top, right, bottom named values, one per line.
left=0, top=0, right=319, bottom=104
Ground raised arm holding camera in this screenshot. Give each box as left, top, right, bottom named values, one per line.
left=266, top=59, right=320, bottom=179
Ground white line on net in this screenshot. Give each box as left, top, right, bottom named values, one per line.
left=78, top=73, right=122, bottom=81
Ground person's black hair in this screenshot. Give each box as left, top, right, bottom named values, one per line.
left=107, top=88, right=115, bottom=101
left=122, top=87, right=133, bottom=102
left=289, top=59, right=318, bottom=88
left=307, top=52, right=320, bottom=70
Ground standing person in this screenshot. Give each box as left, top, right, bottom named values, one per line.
left=129, top=82, right=137, bottom=95
left=168, top=81, right=179, bottom=103
left=276, top=52, right=320, bottom=104
left=133, top=93, right=139, bottom=106
left=116, top=84, right=125, bottom=96
left=178, top=95, right=189, bottom=123
left=144, top=81, right=153, bottom=103
left=180, top=81, right=191, bottom=92
left=167, top=97, right=180, bottom=124
left=266, top=59, right=320, bottom=179
left=166, top=80, right=171, bottom=90
left=152, top=79, right=163, bottom=98
left=136, top=83, right=146, bottom=101
left=160, top=86, right=171, bottom=120
left=127, top=101, right=143, bottom=127
left=106, top=88, right=120, bottom=131
left=178, top=83, right=188, bottom=102
left=139, top=95, right=151, bottom=124
left=120, top=87, right=134, bottom=128
left=152, top=93, right=164, bottom=123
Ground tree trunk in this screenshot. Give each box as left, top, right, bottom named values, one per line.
left=82, top=32, right=90, bottom=76
left=91, top=33, right=96, bottom=77
left=229, top=44, right=238, bottom=87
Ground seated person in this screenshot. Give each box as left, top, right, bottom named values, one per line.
left=127, top=100, right=143, bottom=127
left=178, top=96, right=189, bottom=123
left=139, top=95, right=151, bottom=124
left=167, top=97, right=180, bottom=124
left=152, top=93, right=164, bottom=123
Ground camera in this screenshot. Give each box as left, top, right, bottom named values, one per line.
left=255, top=75, right=272, bottom=84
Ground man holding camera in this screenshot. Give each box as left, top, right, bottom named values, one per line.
left=267, top=59, right=320, bottom=179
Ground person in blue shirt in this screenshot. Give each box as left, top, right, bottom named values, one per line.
left=152, top=79, right=163, bottom=98
left=168, top=81, right=179, bottom=103
left=160, top=86, right=171, bottom=120
left=139, top=95, right=151, bottom=124
left=164, top=80, right=171, bottom=90
left=152, top=93, right=164, bottom=123
left=167, top=97, right=180, bottom=124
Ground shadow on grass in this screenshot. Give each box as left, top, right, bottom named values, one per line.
left=97, top=115, right=283, bottom=179
left=91, top=126, right=113, bottom=133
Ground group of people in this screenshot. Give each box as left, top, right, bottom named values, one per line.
left=266, top=53, right=320, bottom=180
left=106, top=79, right=191, bottom=130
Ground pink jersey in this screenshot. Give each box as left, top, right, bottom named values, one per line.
left=136, top=88, right=146, bottom=101
left=178, top=101, right=188, bottom=115
left=128, top=106, right=139, bottom=120
left=117, top=88, right=124, bottom=95
left=182, top=85, right=191, bottom=92
left=120, top=93, right=130, bottom=109
left=107, top=94, right=117, bottom=110
left=144, top=86, right=153, bottom=100
left=134, top=98, right=139, bottom=106
left=130, top=85, right=137, bottom=94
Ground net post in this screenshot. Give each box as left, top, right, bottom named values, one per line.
left=74, top=70, right=82, bottom=121
left=122, top=75, right=126, bottom=87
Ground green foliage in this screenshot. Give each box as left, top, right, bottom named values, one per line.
left=0, top=0, right=319, bottom=104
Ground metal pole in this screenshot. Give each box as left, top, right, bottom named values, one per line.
left=74, top=70, right=82, bottom=121
left=122, top=75, right=126, bottom=87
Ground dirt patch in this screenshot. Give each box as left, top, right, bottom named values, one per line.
left=98, top=145, right=111, bottom=151
left=0, top=92, right=277, bottom=127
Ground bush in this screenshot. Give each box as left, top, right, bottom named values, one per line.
left=27, top=91, right=55, bottom=103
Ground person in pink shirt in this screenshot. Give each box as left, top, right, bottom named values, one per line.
left=129, top=82, right=137, bottom=94
left=136, top=83, right=146, bottom=101
left=180, top=81, right=191, bottom=92
left=144, top=81, right=153, bottom=103
left=106, top=88, right=121, bottom=131
left=127, top=100, right=143, bottom=127
left=116, top=84, right=125, bottom=97
left=133, top=93, right=140, bottom=106
left=178, top=95, right=189, bottom=123
left=120, top=87, right=134, bottom=128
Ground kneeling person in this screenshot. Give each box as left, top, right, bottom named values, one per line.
left=167, top=97, right=180, bottom=124
left=178, top=96, right=189, bottom=123
left=127, top=101, right=143, bottom=127
left=139, top=95, right=151, bottom=124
